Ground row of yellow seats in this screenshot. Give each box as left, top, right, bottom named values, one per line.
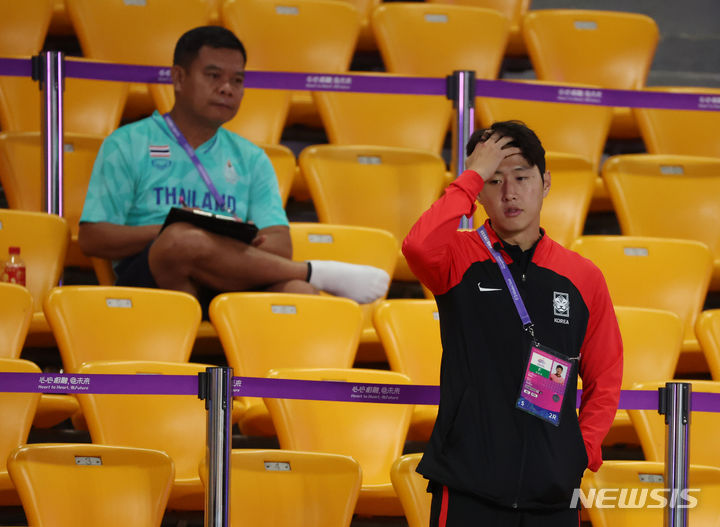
left=6, top=360, right=720, bottom=524
left=8, top=441, right=720, bottom=527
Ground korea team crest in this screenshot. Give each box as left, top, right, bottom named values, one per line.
left=553, top=291, right=570, bottom=319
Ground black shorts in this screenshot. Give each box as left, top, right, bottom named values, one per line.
left=115, top=243, right=219, bottom=320
left=429, top=483, right=580, bottom=527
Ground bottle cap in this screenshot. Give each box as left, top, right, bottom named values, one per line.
left=8, top=246, right=20, bottom=254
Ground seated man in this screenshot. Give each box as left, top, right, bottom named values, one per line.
left=79, top=26, right=389, bottom=312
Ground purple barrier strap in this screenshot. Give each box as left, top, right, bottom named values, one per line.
left=0, top=372, right=196, bottom=395
left=244, top=71, right=447, bottom=95
left=476, top=79, right=720, bottom=111
left=232, top=376, right=439, bottom=405
left=691, top=392, right=720, bottom=412
left=3, top=372, right=720, bottom=413
left=0, top=57, right=32, bottom=77
left=64, top=60, right=173, bottom=84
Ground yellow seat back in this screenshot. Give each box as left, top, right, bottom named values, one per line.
left=697, top=310, right=720, bottom=381
left=0, top=358, right=41, bottom=506
left=313, top=79, right=453, bottom=155
left=210, top=292, right=363, bottom=435
left=0, top=209, right=69, bottom=314
left=265, top=367, right=413, bottom=516
left=8, top=443, right=174, bottom=527
left=0, top=132, right=104, bottom=268
left=0, top=0, right=53, bottom=55
left=615, top=307, right=683, bottom=389
left=76, top=360, right=210, bottom=511
left=200, top=449, right=361, bottom=527
left=289, top=222, right=398, bottom=361
left=523, top=9, right=658, bottom=139
left=570, top=236, right=712, bottom=356
left=66, top=0, right=213, bottom=64
left=581, top=461, right=720, bottom=527
left=523, top=10, right=658, bottom=89
left=222, top=0, right=359, bottom=73
left=634, top=87, right=720, bottom=157
left=373, top=3, right=509, bottom=78
left=0, top=72, right=128, bottom=136
left=477, top=82, right=613, bottom=170
left=299, top=144, right=446, bottom=281
left=426, top=0, right=530, bottom=56
left=374, top=299, right=441, bottom=441
left=44, top=286, right=201, bottom=373
left=390, top=453, right=431, bottom=527
left=374, top=300, right=441, bottom=386
left=0, top=283, right=33, bottom=359
left=603, top=154, right=720, bottom=291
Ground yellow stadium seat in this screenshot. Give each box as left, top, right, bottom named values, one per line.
left=200, top=450, right=361, bottom=527
left=390, top=453, right=431, bottom=527
left=523, top=9, right=659, bottom=140
left=43, top=286, right=201, bottom=373
left=65, top=0, right=214, bottom=120
left=76, top=360, right=210, bottom=511
left=603, top=154, right=720, bottom=292
left=581, top=461, right=720, bottom=527
left=0, top=132, right=104, bottom=270
left=474, top=152, right=596, bottom=248
left=0, top=210, right=69, bottom=348
left=372, top=3, right=509, bottom=78
left=477, top=81, right=613, bottom=170
left=0, top=283, right=33, bottom=359
left=373, top=300, right=441, bottom=441
left=0, top=0, right=54, bottom=55
left=426, top=0, right=531, bottom=56
left=603, top=307, right=683, bottom=446
left=0, top=358, right=41, bottom=506
left=629, top=381, right=720, bottom=467
left=696, top=310, right=720, bottom=381
left=299, top=144, right=446, bottom=282
left=0, top=71, right=128, bottom=136
left=289, top=222, right=398, bottom=363
left=209, top=292, right=362, bottom=435
left=634, top=86, right=720, bottom=157
left=570, top=236, right=713, bottom=374
left=222, top=0, right=361, bottom=129
left=313, top=75, right=453, bottom=155
left=265, top=367, right=413, bottom=516
left=8, top=443, right=174, bottom=527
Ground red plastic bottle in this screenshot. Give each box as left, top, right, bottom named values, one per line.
left=2, top=246, right=26, bottom=286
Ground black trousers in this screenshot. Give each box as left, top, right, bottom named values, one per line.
left=429, top=484, right=580, bottom=527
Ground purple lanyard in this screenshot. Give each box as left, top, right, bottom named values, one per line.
left=162, top=113, right=237, bottom=218
left=477, top=226, right=536, bottom=340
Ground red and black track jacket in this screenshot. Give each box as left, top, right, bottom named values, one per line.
left=402, top=170, right=623, bottom=510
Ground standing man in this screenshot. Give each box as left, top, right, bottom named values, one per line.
left=79, top=26, right=389, bottom=312
left=403, top=121, right=622, bottom=526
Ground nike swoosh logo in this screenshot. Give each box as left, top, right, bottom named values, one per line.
left=478, top=283, right=502, bottom=292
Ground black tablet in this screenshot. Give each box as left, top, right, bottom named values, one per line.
left=162, top=207, right=258, bottom=244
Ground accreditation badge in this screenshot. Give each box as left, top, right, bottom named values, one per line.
left=515, top=343, right=572, bottom=427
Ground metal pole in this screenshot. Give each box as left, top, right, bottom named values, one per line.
left=447, top=70, right=476, bottom=229
left=35, top=51, right=65, bottom=216
left=199, top=367, right=233, bottom=527
left=658, top=382, right=691, bottom=527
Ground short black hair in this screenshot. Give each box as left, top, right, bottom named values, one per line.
left=466, top=120, right=546, bottom=178
left=173, top=26, right=247, bottom=69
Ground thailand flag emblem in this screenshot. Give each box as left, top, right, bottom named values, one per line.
left=149, top=145, right=171, bottom=158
